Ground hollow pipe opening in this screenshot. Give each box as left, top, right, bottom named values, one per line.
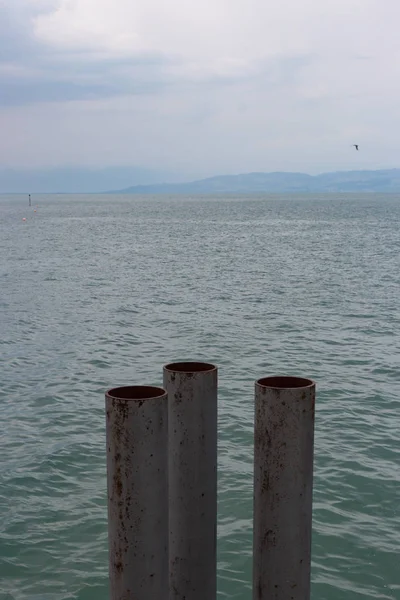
left=106, top=385, right=166, bottom=401
left=164, top=361, right=217, bottom=373
left=257, top=376, right=314, bottom=389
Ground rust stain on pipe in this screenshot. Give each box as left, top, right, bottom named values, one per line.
left=164, top=361, right=218, bottom=600
left=253, top=375, right=316, bottom=600
left=105, top=385, right=168, bottom=600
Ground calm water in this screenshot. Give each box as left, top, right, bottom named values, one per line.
left=0, top=193, right=399, bottom=600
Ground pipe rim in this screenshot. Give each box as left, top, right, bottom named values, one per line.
left=256, top=375, right=315, bottom=390
left=106, top=385, right=166, bottom=401
left=164, top=361, right=217, bottom=373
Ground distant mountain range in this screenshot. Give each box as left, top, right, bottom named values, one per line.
left=2, top=167, right=400, bottom=194
left=0, top=166, right=175, bottom=194
left=109, top=169, right=400, bottom=194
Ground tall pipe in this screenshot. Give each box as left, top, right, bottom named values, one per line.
left=163, top=362, right=218, bottom=600
left=105, top=385, right=168, bottom=600
left=253, top=376, right=316, bottom=600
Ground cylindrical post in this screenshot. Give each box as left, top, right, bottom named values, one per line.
left=106, top=385, right=168, bottom=600
left=253, top=376, right=316, bottom=600
left=163, top=362, right=218, bottom=600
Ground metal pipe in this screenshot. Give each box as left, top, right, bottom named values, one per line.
left=253, top=376, right=316, bottom=600
left=163, top=362, right=218, bottom=600
left=106, top=385, right=168, bottom=600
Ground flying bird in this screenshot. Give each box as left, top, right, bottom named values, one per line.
left=353, top=144, right=359, bottom=150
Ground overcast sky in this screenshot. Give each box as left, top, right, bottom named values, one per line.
left=1, top=0, right=400, bottom=179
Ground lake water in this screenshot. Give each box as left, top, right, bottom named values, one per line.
left=0, top=193, right=399, bottom=600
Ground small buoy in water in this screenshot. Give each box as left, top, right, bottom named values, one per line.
left=22, top=218, right=26, bottom=221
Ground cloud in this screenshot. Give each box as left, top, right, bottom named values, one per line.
left=6, top=0, right=393, bottom=105
left=1, top=1, right=400, bottom=174
left=0, top=2, right=174, bottom=106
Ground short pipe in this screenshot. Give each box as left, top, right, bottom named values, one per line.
left=253, top=376, right=316, bottom=600
left=105, top=385, right=168, bottom=600
left=163, top=361, right=218, bottom=600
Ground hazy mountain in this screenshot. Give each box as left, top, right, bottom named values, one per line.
left=0, top=166, right=175, bottom=193
left=2, top=167, right=400, bottom=194
left=110, top=169, right=400, bottom=194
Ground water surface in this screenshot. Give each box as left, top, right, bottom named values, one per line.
left=0, top=193, right=399, bottom=599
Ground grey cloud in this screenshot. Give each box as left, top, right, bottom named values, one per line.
left=0, top=3, right=47, bottom=61
left=0, top=3, right=316, bottom=107
left=0, top=4, right=171, bottom=106
left=0, top=67, right=169, bottom=106
left=0, top=74, right=169, bottom=107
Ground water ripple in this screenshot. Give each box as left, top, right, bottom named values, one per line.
left=1, top=193, right=399, bottom=599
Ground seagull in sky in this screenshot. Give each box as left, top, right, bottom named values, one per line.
left=353, top=144, right=359, bottom=151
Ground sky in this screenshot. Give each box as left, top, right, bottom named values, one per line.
left=1, top=0, right=400, bottom=184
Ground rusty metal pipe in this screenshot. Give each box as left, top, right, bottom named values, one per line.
left=253, top=376, right=316, bottom=600
left=163, top=362, right=218, bottom=600
left=105, top=385, right=168, bottom=600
